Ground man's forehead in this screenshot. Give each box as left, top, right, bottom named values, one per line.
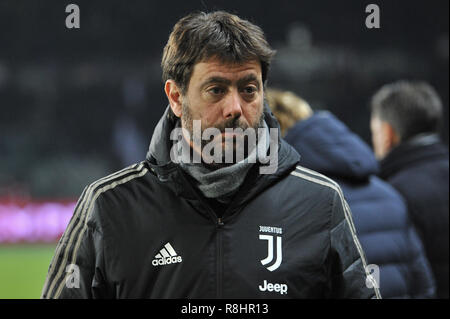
left=192, top=58, right=262, bottom=79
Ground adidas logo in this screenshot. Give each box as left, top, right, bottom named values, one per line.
left=152, top=242, right=183, bottom=266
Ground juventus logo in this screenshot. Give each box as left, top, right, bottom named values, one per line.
left=259, top=234, right=282, bottom=271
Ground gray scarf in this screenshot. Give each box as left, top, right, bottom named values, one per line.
left=179, top=121, right=270, bottom=204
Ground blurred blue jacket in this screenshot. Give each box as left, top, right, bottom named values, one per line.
left=283, top=111, right=436, bottom=298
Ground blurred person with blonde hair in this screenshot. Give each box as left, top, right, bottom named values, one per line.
left=267, top=88, right=436, bottom=298
left=265, top=89, right=313, bottom=136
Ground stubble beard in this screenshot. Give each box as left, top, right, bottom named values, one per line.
left=181, top=100, right=265, bottom=169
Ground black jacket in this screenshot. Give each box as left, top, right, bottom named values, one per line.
left=379, top=134, right=449, bottom=298
left=41, top=106, right=379, bottom=299
left=284, top=112, right=435, bottom=298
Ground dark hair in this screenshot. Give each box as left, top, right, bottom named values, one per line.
left=370, top=80, right=443, bottom=141
left=162, top=11, right=276, bottom=96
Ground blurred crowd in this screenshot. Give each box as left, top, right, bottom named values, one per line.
left=0, top=1, right=448, bottom=299
left=1, top=0, right=448, bottom=200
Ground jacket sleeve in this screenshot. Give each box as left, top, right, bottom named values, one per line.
left=41, top=188, right=110, bottom=299
left=407, top=223, right=436, bottom=298
left=328, top=189, right=382, bottom=299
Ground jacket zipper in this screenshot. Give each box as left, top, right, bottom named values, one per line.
left=216, top=217, right=224, bottom=298
left=174, top=167, right=228, bottom=298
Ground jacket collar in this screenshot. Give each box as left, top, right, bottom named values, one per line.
left=379, top=133, right=448, bottom=179
left=145, top=103, right=300, bottom=209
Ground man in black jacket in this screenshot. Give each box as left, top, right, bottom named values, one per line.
left=370, top=80, right=449, bottom=298
left=41, top=11, right=379, bottom=299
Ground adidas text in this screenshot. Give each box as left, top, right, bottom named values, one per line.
left=152, top=242, right=182, bottom=267
left=152, top=256, right=182, bottom=266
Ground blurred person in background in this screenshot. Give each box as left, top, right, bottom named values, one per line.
left=370, top=81, right=449, bottom=299
left=267, top=88, right=436, bottom=298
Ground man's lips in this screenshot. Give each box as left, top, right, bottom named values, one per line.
left=221, top=131, right=243, bottom=137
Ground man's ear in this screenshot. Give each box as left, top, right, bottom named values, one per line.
left=164, top=80, right=183, bottom=118
left=384, top=122, right=401, bottom=149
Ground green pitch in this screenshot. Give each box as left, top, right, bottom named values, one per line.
left=0, top=244, right=56, bottom=299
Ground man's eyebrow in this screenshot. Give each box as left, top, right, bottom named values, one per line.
left=201, top=77, right=232, bottom=88
left=237, top=74, right=260, bottom=88
left=200, top=74, right=261, bottom=89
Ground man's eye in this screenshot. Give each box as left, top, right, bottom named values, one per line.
left=242, top=86, right=257, bottom=94
left=209, top=87, right=225, bottom=95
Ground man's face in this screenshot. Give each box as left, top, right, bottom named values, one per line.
left=370, top=115, right=392, bottom=160
left=180, top=58, right=265, bottom=164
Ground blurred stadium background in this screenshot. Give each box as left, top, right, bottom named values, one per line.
left=0, top=0, right=448, bottom=298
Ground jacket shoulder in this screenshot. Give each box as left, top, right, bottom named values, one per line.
left=288, top=165, right=344, bottom=196
left=287, top=165, right=347, bottom=222
left=85, top=162, right=149, bottom=197
left=77, top=162, right=150, bottom=223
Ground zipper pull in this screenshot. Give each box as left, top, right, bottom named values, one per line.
left=217, top=217, right=224, bottom=227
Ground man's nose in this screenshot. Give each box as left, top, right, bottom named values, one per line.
left=223, top=90, right=243, bottom=119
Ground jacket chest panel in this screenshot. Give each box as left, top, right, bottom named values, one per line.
left=107, top=182, right=331, bottom=298
left=109, top=212, right=329, bottom=298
